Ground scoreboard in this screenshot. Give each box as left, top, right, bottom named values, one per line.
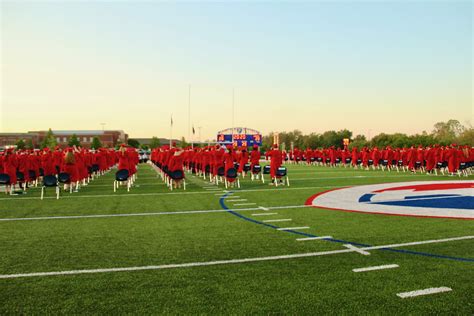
left=217, top=127, right=262, bottom=147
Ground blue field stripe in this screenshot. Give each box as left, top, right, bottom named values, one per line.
left=219, top=191, right=474, bottom=263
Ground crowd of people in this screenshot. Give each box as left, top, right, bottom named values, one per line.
left=0, top=142, right=472, bottom=195
left=0, top=146, right=139, bottom=195
left=279, top=144, right=473, bottom=176
left=150, top=143, right=284, bottom=188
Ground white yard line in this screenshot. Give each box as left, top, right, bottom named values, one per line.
left=344, top=244, right=371, bottom=255
left=226, top=199, right=247, bottom=202
left=0, top=185, right=343, bottom=201
left=251, top=213, right=278, bottom=216
left=291, top=175, right=431, bottom=181
left=397, top=287, right=452, bottom=298
left=233, top=203, right=256, bottom=206
left=296, top=236, right=332, bottom=241
left=352, top=264, right=399, bottom=272
left=1, top=236, right=468, bottom=279
left=277, top=226, right=310, bottom=231
left=0, top=206, right=309, bottom=222
left=262, top=219, right=292, bottom=223
left=258, top=206, right=270, bottom=211
left=366, top=235, right=474, bottom=250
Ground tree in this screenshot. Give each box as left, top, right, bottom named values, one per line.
left=127, top=138, right=140, bottom=148
left=457, top=127, right=474, bottom=146
left=68, top=134, right=81, bottom=147
left=180, top=137, right=189, bottom=148
left=432, top=119, right=465, bottom=145
left=41, top=128, right=57, bottom=149
left=25, top=138, right=34, bottom=150
left=91, top=136, right=102, bottom=149
left=150, top=136, right=161, bottom=149
left=349, top=135, right=368, bottom=149
left=15, top=139, right=26, bottom=150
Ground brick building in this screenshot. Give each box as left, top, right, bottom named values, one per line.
left=0, top=130, right=128, bottom=149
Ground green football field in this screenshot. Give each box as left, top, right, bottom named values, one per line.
left=0, top=164, right=472, bottom=314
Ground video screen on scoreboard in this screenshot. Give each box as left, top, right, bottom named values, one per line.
left=217, top=134, right=262, bottom=147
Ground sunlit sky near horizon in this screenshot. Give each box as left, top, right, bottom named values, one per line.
left=1, top=1, right=472, bottom=140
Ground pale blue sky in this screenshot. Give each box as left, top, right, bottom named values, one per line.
left=1, top=1, right=472, bottom=140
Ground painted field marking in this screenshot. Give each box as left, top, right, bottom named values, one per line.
left=344, top=244, right=371, bottom=255
left=233, top=203, right=257, bottom=206
left=262, top=219, right=292, bottom=223
left=214, top=193, right=225, bottom=196
left=0, top=205, right=309, bottom=222
left=2, top=237, right=468, bottom=280
left=251, top=213, right=278, bottom=216
left=0, top=185, right=344, bottom=201
left=352, top=264, right=399, bottom=272
left=258, top=206, right=270, bottom=211
left=277, top=226, right=310, bottom=231
left=226, top=199, right=247, bottom=202
left=297, top=236, right=332, bottom=241
left=397, top=287, right=452, bottom=298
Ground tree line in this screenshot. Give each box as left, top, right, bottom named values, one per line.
left=261, top=119, right=473, bottom=150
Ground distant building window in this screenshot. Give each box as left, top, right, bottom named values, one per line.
left=90, top=137, right=93, bottom=142
left=56, top=137, right=61, bottom=143
left=83, top=137, right=87, bottom=142
left=63, top=137, right=67, bottom=143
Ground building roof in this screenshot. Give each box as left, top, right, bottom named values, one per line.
left=51, top=130, right=105, bottom=135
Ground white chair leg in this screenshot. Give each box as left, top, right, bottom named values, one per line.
left=183, top=180, right=186, bottom=190
left=127, top=180, right=130, bottom=192
left=56, top=186, right=60, bottom=200
left=237, top=178, right=240, bottom=188
left=41, top=187, right=44, bottom=200
left=170, top=180, right=173, bottom=191
left=287, top=176, right=290, bottom=186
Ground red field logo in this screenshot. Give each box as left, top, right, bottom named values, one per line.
left=306, top=181, right=474, bottom=220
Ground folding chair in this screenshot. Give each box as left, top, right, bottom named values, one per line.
left=169, top=170, right=186, bottom=191
left=0, top=173, right=11, bottom=195
left=274, top=167, right=290, bottom=187
left=262, top=165, right=271, bottom=183
left=58, top=172, right=73, bottom=193
left=251, top=165, right=262, bottom=181
left=41, top=175, right=59, bottom=200
left=114, top=169, right=131, bottom=192
left=224, top=168, right=240, bottom=189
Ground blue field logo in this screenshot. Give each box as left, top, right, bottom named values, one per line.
left=306, top=181, right=474, bottom=219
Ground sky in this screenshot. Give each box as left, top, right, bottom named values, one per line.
left=0, top=0, right=472, bottom=141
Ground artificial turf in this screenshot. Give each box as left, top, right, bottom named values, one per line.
left=0, top=163, right=472, bottom=314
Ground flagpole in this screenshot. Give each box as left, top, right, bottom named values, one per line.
left=231, top=88, right=235, bottom=145
left=188, top=84, right=191, bottom=145
left=170, top=114, right=173, bottom=147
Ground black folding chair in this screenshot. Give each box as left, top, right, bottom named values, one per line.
left=169, top=170, right=186, bottom=191
left=41, top=175, right=59, bottom=200
left=114, top=169, right=130, bottom=192
left=275, top=167, right=290, bottom=187
left=58, top=172, right=73, bottom=193
left=251, top=165, right=262, bottom=181
left=0, top=173, right=11, bottom=194
left=224, top=168, right=240, bottom=189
